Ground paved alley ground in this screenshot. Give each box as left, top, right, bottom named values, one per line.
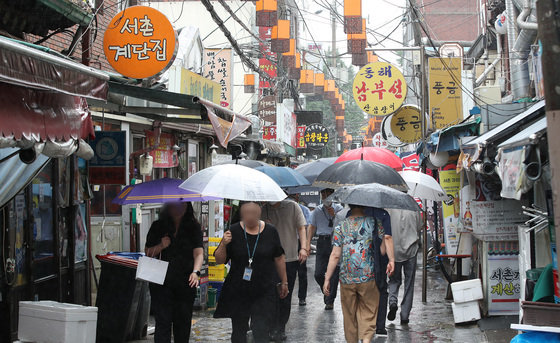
left=133, top=255, right=517, bottom=343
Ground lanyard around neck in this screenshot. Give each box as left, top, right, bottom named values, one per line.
left=241, top=221, right=262, bottom=267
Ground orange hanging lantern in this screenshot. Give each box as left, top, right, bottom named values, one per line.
left=244, top=74, right=256, bottom=93
left=348, top=19, right=367, bottom=54
left=367, top=51, right=379, bottom=63
left=287, top=51, right=301, bottom=79
left=315, top=72, right=325, bottom=95
left=352, top=52, right=368, bottom=67
left=256, top=0, right=278, bottom=27
left=300, top=69, right=315, bottom=94
left=344, top=0, right=362, bottom=34
left=271, top=20, right=290, bottom=53
left=282, top=39, right=296, bottom=69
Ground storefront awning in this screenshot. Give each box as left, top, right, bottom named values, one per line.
left=427, top=117, right=481, bottom=152
left=463, top=101, right=545, bottom=149
left=498, top=117, right=547, bottom=149
left=0, top=82, right=95, bottom=142
left=0, top=36, right=109, bottom=100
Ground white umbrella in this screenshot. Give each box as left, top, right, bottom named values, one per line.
left=179, top=164, right=287, bottom=201
left=399, top=170, right=448, bottom=201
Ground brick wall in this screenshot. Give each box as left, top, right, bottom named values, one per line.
left=421, top=0, right=480, bottom=42
left=25, top=0, right=120, bottom=72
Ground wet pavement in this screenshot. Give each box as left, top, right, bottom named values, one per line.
left=133, top=255, right=517, bottom=343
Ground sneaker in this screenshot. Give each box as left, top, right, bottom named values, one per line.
left=325, top=303, right=334, bottom=310
left=376, top=328, right=388, bottom=336
left=387, top=303, right=398, bottom=321
left=299, top=299, right=307, bottom=306
left=401, top=319, right=409, bottom=325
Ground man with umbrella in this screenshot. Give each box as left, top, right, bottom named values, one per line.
left=261, top=198, right=308, bottom=341
left=386, top=208, right=423, bottom=325
left=307, top=188, right=343, bottom=310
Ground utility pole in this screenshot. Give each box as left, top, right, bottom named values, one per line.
left=537, top=0, right=560, bottom=273
left=331, top=0, right=338, bottom=157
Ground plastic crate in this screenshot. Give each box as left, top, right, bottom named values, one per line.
left=208, top=265, right=226, bottom=281
left=521, top=301, right=560, bottom=326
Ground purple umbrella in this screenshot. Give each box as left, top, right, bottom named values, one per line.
left=112, top=178, right=220, bottom=205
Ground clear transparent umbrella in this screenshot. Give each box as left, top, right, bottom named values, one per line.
left=399, top=170, right=448, bottom=201
left=179, top=164, right=287, bottom=201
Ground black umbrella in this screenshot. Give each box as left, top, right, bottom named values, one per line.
left=312, top=160, right=408, bottom=191
left=218, top=159, right=270, bottom=168
left=327, top=183, right=421, bottom=211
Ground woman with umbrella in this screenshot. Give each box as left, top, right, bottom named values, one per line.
left=145, top=202, right=204, bottom=343
left=213, top=201, right=289, bottom=343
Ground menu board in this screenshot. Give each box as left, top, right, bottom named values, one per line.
left=472, top=200, right=526, bottom=241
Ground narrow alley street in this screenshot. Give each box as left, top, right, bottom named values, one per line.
left=134, top=255, right=515, bottom=343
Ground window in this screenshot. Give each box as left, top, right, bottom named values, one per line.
left=32, top=161, right=55, bottom=280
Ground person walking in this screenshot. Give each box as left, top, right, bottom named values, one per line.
left=213, top=201, right=289, bottom=343
left=307, top=188, right=343, bottom=310
left=324, top=204, right=394, bottom=343
left=261, top=199, right=308, bottom=341
left=145, top=202, right=204, bottom=343
left=291, top=194, right=312, bottom=306
left=386, top=209, right=422, bottom=325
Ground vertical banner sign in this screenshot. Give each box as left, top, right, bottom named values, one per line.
left=352, top=62, right=407, bottom=116
left=258, top=95, right=277, bottom=121
left=89, top=131, right=126, bottom=184
left=145, top=130, right=179, bottom=168
left=429, top=57, right=463, bottom=129
left=487, top=255, right=521, bottom=315
left=103, top=6, right=177, bottom=79
left=262, top=126, right=277, bottom=140
left=259, top=26, right=278, bottom=91
left=296, top=126, right=306, bottom=148
left=439, top=169, right=461, bottom=255
left=276, top=103, right=297, bottom=148
left=203, top=48, right=233, bottom=108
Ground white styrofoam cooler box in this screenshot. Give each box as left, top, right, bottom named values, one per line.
left=18, top=301, right=97, bottom=343
left=451, top=301, right=481, bottom=324
left=451, top=279, right=483, bottom=303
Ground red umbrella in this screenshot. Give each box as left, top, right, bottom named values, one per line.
left=335, top=147, right=403, bottom=171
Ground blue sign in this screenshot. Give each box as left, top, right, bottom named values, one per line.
left=89, top=131, right=126, bottom=167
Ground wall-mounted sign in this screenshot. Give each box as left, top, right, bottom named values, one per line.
left=176, top=68, right=220, bottom=103
left=263, top=126, right=277, bottom=140
left=145, top=130, right=178, bottom=168
left=296, top=126, right=306, bottom=148
left=429, top=57, right=463, bottom=129
left=352, top=62, right=407, bottom=116
left=203, top=48, right=233, bottom=108
left=304, top=123, right=329, bottom=150
left=390, top=105, right=423, bottom=144
left=371, top=132, right=388, bottom=148
left=103, top=6, right=177, bottom=79
left=258, top=95, right=277, bottom=121
left=259, top=26, right=277, bottom=90
left=89, top=131, right=126, bottom=184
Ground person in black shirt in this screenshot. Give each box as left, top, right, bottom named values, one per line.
left=214, top=201, right=288, bottom=343
left=145, top=202, right=203, bottom=343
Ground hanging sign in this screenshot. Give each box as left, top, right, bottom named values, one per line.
left=371, top=132, right=388, bottom=148
left=203, top=48, right=234, bottom=109
left=381, top=114, right=405, bottom=147
left=263, top=126, right=277, bottom=140
left=390, top=105, right=423, bottom=144
left=304, top=123, right=329, bottom=150
left=352, top=62, right=407, bottom=116
left=429, top=57, right=463, bottom=129
left=145, top=130, right=179, bottom=168
left=89, top=131, right=126, bottom=184
left=103, top=6, right=177, bottom=79
left=258, top=95, right=277, bottom=121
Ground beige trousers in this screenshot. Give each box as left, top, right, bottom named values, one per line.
left=339, top=280, right=380, bottom=343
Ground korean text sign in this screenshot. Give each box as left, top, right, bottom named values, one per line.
left=487, top=255, right=520, bottom=315
left=89, top=131, right=126, bottom=184
left=296, top=126, right=306, bottom=148
left=352, top=62, right=407, bottom=116
left=145, top=130, right=178, bottom=168
left=390, top=105, right=423, bottom=144
left=439, top=169, right=461, bottom=255
left=103, top=6, right=177, bottom=79
left=203, top=48, right=234, bottom=109
left=304, top=124, right=329, bottom=149
left=429, top=57, right=463, bottom=129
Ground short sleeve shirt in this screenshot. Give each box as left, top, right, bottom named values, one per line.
left=333, top=216, right=384, bottom=284
left=261, top=200, right=307, bottom=262
left=310, top=203, right=344, bottom=235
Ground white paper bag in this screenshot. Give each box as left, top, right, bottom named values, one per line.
left=136, top=255, right=169, bottom=285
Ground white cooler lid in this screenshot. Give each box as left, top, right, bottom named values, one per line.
left=19, top=301, right=98, bottom=322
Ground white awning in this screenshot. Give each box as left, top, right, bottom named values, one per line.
left=498, top=117, right=547, bottom=149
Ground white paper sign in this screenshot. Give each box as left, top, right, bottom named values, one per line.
left=472, top=200, right=526, bottom=241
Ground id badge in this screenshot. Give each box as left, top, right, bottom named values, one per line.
left=243, top=267, right=253, bottom=281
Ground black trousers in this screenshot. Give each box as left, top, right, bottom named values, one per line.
left=275, top=260, right=299, bottom=332
left=375, top=244, right=389, bottom=330
left=150, top=284, right=195, bottom=343
left=314, top=236, right=339, bottom=305
left=230, top=293, right=276, bottom=343
left=297, top=259, right=308, bottom=300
